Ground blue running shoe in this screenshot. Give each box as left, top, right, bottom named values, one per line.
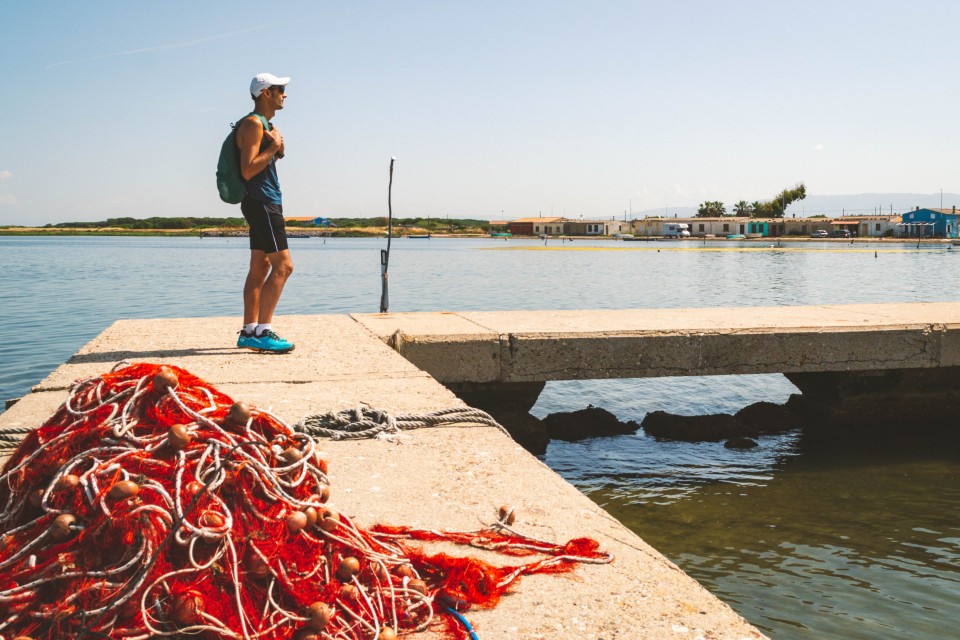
left=237, top=329, right=257, bottom=349
left=252, top=329, right=295, bottom=354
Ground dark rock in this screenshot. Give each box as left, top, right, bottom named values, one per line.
left=724, top=437, right=759, bottom=449
left=734, top=401, right=802, bottom=434
left=543, top=405, right=639, bottom=441
left=641, top=411, right=744, bottom=442
left=488, top=410, right=548, bottom=455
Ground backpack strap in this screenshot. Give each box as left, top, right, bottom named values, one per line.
left=232, top=112, right=271, bottom=134
left=247, top=112, right=271, bottom=132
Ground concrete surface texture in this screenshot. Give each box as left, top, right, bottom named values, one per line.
left=353, top=302, right=960, bottom=383
left=0, top=313, right=766, bottom=639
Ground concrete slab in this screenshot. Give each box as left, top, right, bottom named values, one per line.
left=35, top=315, right=424, bottom=391
left=4, top=312, right=768, bottom=639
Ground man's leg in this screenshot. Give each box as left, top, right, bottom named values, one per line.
left=242, top=250, right=271, bottom=325
left=256, top=249, right=294, bottom=324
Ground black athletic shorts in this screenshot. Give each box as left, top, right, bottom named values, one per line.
left=241, top=197, right=288, bottom=254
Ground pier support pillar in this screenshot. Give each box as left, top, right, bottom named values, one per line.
left=785, top=366, right=960, bottom=429
left=445, top=381, right=547, bottom=452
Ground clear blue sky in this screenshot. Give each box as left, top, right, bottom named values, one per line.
left=2, top=1, right=959, bottom=225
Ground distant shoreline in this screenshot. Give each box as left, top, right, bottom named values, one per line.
left=0, top=228, right=953, bottom=243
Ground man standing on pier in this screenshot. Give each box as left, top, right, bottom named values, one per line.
left=235, top=72, right=295, bottom=353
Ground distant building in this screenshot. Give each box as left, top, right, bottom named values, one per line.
left=631, top=216, right=748, bottom=237
left=844, top=215, right=901, bottom=238
left=285, top=216, right=334, bottom=227
left=685, top=217, right=748, bottom=237
left=897, top=208, right=959, bottom=238
left=783, top=218, right=832, bottom=236
left=509, top=217, right=564, bottom=236
left=564, top=219, right=628, bottom=236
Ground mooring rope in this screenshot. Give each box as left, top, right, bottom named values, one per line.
left=0, top=426, right=34, bottom=453
left=294, top=406, right=510, bottom=440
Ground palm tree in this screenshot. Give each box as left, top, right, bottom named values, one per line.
left=698, top=201, right=727, bottom=217
left=733, top=200, right=751, bottom=216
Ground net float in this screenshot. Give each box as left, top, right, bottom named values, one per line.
left=152, top=368, right=178, bottom=394
left=302, top=506, right=318, bottom=527
left=304, top=602, right=331, bottom=631
left=320, top=516, right=339, bottom=532
left=109, top=480, right=140, bottom=500
left=365, top=562, right=389, bottom=583
left=317, top=484, right=331, bottom=503
left=407, top=579, right=428, bottom=595
left=246, top=553, right=271, bottom=579
left=53, top=474, right=80, bottom=493
left=171, top=592, right=203, bottom=625
left=498, top=504, right=516, bottom=525
left=227, top=401, right=251, bottom=425
left=336, top=557, right=360, bottom=582
left=28, top=488, right=44, bottom=510
left=49, top=513, right=76, bottom=541
left=338, top=584, right=360, bottom=602
left=319, top=506, right=336, bottom=519
left=167, top=424, right=192, bottom=450
left=200, top=511, right=226, bottom=528
left=395, top=564, right=416, bottom=579
left=286, top=510, right=308, bottom=534
left=378, top=627, right=398, bottom=640
left=185, top=480, right=204, bottom=495
left=280, top=446, right=303, bottom=464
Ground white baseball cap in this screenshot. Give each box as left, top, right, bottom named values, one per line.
left=250, top=73, right=290, bottom=98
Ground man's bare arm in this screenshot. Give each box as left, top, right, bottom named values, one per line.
left=237, top=117, right=282, bottom=180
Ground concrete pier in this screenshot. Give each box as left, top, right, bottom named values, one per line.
left=354, top=302, right=960, bottom=383
left=356, top=302, right=960, bottom=436
left=0, top=315, right=766, bottom=640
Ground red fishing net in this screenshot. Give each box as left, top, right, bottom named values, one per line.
left=0, top=362, right=610, bottom=639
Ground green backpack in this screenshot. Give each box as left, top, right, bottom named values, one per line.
left=216, top=113, right=271, bottom=204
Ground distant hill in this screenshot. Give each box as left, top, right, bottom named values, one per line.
left=637, top=193, right=960, bottom=219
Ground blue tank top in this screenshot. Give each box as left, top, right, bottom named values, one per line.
left=243, top=114, right=282, bottom=205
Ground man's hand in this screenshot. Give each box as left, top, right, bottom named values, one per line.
left=263, top=125, right=283, bottom=154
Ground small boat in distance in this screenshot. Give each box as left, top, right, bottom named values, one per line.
left=726, top=234, right=746, bottom=240
left=490, top=232, right=512, bottom=237
left=407, top=234, right=431, bottom=239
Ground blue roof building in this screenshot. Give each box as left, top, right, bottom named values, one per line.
left=898, top=208, right=959, bottom=239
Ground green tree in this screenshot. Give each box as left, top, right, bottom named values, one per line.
left=697, top=201, right=726, bottom=217
left=733, top=200, right=752, bottom=216
left=751, top=183, right=806, bottom=218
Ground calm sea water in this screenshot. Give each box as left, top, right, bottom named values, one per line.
left=2, top=235, right=959, bottom=639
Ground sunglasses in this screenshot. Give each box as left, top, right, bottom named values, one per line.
left=270, top=85, right=286, bottom=94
